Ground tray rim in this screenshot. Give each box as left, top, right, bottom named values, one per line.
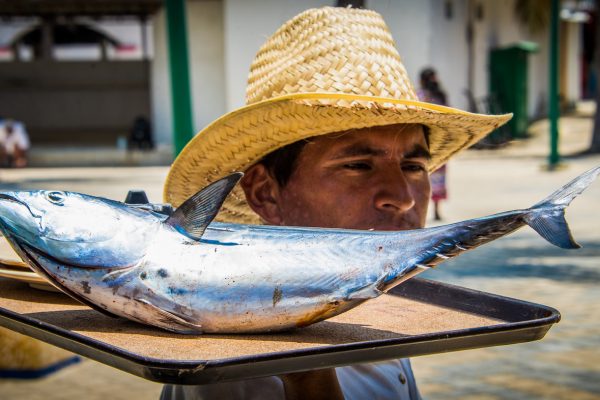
left=0, top=264, right=59, bottom=291
left=0, top=277, right=561, bottom=384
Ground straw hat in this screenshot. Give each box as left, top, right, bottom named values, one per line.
left=164, top=6, right=511, bottom=224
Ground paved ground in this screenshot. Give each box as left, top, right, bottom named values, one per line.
left=1, top=106, right=600, bottom=399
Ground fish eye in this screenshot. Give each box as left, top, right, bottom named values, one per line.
left=45, top=191, right=65, bottom=204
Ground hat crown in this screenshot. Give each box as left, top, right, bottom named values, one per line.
left=164, top=7, right=511, bottom=224
left=246, top=7, right=418, bottom=105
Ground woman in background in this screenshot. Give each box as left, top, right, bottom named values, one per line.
left=417, top=68, right=447, bottom=221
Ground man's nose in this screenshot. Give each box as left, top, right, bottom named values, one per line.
left=373, top=170, right=416, bottom=213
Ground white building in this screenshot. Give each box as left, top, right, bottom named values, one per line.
left=0, top=0, right=589, bottom=160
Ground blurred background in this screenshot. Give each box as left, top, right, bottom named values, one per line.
left=1, top=0, right=600, bottom=399
left=0, top=0, right=598, bottom=162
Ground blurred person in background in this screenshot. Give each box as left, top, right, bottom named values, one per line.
left=0, top=119, right=30, bottom=168
left=128, top=115, right=154, bottom=150
left=417, top=68, right=448, bottom=221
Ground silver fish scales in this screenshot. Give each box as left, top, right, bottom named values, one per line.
left=0, top=166, right=598, bottom=334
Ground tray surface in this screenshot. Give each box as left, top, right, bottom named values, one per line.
left=0, top=265, right=46, bottom=284
left=0, top=236, right=27, bottom=268
left=0, top=277, right=560, bottom=384
left=0, top=236, right=59, bottom=291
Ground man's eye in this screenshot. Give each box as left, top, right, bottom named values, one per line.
left=402, top=164, right=427, bottom=173
left=344, top=162, right=371, bottom=170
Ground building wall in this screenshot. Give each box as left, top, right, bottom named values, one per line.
left=152, top=0, right=226, bottom=147
left=0, top=60, right=150, bottom=145
left=368, top=1, right=433, bottom=99
left=151, top=7, right=172, bottom=146
left=187, top=0, right=226, bottom=135
left=429, top=0, right=470, bottom=110
left=223, top=0, right=333, bottom=111
left=475, top=0, right=549, bottom=118
left=564, top=20, right=582, bottom=103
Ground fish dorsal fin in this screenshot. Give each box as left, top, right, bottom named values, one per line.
left=165, top=172, right=243, bottom=240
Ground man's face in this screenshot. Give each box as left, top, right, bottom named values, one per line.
left=273, top=124, right=431, bottom=231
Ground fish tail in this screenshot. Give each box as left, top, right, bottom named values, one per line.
left=525, top=165, right=600, bottom=249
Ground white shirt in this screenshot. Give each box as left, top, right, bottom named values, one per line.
left=0, top=121, right=30, bottom=154
left=160, top=359, right=420, bottom=400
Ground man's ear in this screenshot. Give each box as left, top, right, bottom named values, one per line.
left=240, top=164, right=283, bottom=225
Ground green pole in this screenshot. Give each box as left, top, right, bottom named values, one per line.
left=549, top=0, right=560, bottom=167
left=165, top=0, right=194, bottom=157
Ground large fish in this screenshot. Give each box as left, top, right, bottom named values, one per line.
left=0, top=167, right=598, bottom=334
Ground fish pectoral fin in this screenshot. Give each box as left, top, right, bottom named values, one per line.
left=134, top=298, right=203, bottom=334
left=165, top=172, right=243, bottom=241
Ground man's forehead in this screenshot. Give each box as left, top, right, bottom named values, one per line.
left=291, top=124, right=432, bottom=165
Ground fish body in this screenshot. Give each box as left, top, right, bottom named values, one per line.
left=0, top=167, right=598, bottom=334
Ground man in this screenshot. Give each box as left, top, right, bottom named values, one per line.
left=162, top=6, right=510, bottom=399
left=0, top=119, right=30, bottom=168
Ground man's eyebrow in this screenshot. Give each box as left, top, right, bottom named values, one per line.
left=330, top=143, right=432, bottom=160
left=404, top=144, right=432, bottom=160
left=330, top=144, right=387, bottom=159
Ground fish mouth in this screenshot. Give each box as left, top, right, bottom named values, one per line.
left=0, top=193, right=38, bottom=217
left=0, top=193, right=43, bottom=232
left=9, top=238, right=77, bottom=283
left=0, top=193, right=24, bottom=204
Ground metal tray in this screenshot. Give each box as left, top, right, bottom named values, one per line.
left=0, top=277, right=560, bottom=384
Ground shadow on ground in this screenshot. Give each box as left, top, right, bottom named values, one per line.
left=421, top=236, right=600, bottom=284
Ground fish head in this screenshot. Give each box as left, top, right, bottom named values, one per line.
left=0, top=190, right=158, bottom=268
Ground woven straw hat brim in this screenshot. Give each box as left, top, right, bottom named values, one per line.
left=164, top=92, right=511, bottom=224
